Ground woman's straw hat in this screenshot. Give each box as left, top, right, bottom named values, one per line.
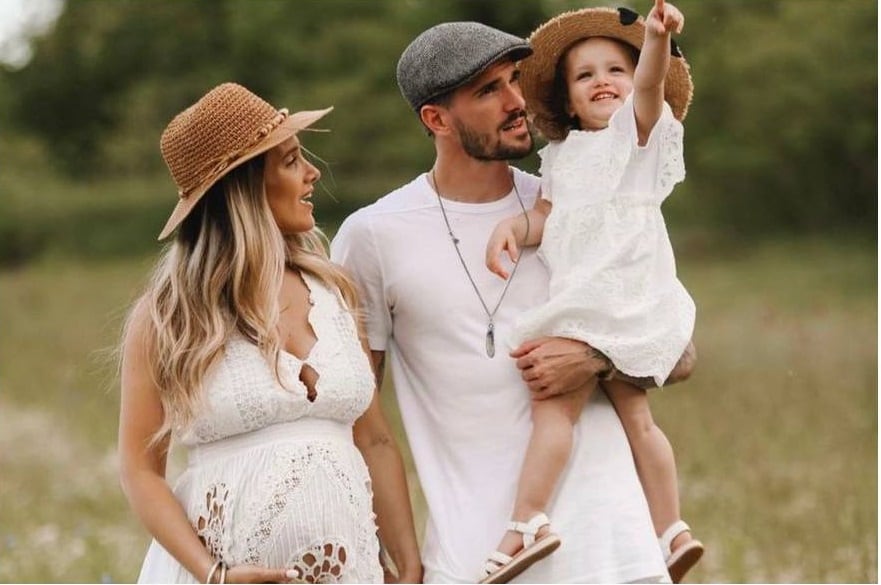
left=157, top=82, right=332, bottom=240
left=520, top=6, right=693, bottom=141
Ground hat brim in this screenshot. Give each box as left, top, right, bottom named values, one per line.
left=157, top=107, right=333, bottom=240
left=520, top=8, right=693, bottom=141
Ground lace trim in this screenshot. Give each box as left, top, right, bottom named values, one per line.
left=655, top=118, right=686, bottom=196
left=241, top=443, right=374, bottom=567
left=178, top=275, right=375, bottom=446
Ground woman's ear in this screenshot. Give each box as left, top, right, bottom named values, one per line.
left=420, top=104, right=452, bottom=137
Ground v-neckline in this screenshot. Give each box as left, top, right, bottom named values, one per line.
left=280, top=270, right=319, bottom=364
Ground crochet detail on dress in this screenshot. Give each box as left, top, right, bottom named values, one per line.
left=177, top=273, right=375, bottom=446
left=235, top=442, right=375, bottom=573
left=287, top=539, right=348, bottom=583
left=196, top=483, right=231, bottom=561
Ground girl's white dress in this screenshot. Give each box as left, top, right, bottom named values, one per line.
left=137, top=272, right=383, bottom=583
left=512, top=94, right=695, bottom=386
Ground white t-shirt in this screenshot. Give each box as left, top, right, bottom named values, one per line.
left=331, top=169, right=668, bottom=583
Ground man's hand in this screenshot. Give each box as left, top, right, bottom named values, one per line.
left=511, top=337, right=610, bottom=400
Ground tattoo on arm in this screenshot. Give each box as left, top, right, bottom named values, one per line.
left=614, top=371, right=656, bottom=390
left=590, top=347, right=617, bottom=381
left=592, top=347, right=655, bottom=388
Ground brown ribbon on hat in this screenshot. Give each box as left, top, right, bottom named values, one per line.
left=178, top=108, right=290, bottom=199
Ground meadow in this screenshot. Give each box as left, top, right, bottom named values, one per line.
left=0, top=1, right=875, bottom=581
left=0, top=228, right=875, bottom=583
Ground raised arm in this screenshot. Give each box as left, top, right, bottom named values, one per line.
left=118, top=301, right=286, bottom=584
left=633, top=0, right=684, bottom=144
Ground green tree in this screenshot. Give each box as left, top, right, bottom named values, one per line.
left=671, top=0, right=876, bottom=234
left=1, top=0, right=876, bottom=243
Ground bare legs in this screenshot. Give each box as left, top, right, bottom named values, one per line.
left=493, top=381, right=596, bottom=557
left=485, top=367, right=698, bottom=584
left=604, top=379, right=693, bottom=551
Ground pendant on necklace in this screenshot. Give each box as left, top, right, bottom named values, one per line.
left=485, top=322, right=496, bottom=358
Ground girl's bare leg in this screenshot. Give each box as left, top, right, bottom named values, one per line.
left=604, top=379, right=693, bottom=550
left=494, top=380, right=596, bottom=556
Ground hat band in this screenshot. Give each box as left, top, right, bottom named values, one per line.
left=178, top=108, right=290, bottom=198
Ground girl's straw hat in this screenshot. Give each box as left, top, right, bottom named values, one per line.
left=520, top=6, right=693, bottom=141
left=157, top=82, right=332, bottom=240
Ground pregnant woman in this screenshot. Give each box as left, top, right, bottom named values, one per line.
left=118, top=83, right=421, bottom=584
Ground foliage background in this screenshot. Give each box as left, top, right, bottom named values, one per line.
left=0, top=0, right=876, bottom=582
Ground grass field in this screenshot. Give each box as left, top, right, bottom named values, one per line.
left=0, top=236, right=876, bottom=583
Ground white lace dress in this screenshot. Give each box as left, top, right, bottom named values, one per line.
left=137, top=272, right=383, bottom=584
left=512, top=94, right=695, bottom=386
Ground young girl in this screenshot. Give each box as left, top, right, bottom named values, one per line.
left=481, top=2, right=703, bottom=583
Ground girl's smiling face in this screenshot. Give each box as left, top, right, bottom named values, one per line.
left=563, top=37, right=636, bottom=131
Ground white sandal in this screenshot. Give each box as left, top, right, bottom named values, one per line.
left=479, top=512, right=562, bottom=584
left=659, top=520, right=704, bottom=583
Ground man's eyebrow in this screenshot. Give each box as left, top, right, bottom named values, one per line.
left=474, top=79, right=499, bottom=96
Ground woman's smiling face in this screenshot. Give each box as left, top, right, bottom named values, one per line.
left=263, top=136, right=321, bottom=235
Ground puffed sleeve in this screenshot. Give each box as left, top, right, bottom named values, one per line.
left=610, top=93, right=685, bottom=199
left=330, top=213, right=392, bottom=351
left=537, top=142, right=558, bottom=202
left=650, top=104, right=686, bottom=197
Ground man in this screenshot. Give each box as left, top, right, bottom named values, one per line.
left=332, top=22, right=692, bottom=583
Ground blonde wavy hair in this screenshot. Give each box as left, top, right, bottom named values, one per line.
left=124, top=155, right=358, bottom=443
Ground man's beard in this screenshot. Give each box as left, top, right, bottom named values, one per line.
left=454, top=112, right=534, bottom=161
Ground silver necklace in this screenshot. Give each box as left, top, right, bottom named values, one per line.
left=431, top=168, right=530, bottom=358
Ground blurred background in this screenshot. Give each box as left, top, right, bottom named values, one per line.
left=0, top=0, right=876, bottom=582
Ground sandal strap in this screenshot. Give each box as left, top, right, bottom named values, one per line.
left=507, top=512, right=551, bottom=548
left=659, top=520, right=691, bottom=559
left=482, top=551, right=513, bottom=576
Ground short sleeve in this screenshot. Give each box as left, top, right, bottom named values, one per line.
left=649, top=105, right=686, bottom=196
left=330, top=213, right=392, bottom=351
left=537, top=142, right=559, bottom=201
left=611, top=93, right=685, bottom=197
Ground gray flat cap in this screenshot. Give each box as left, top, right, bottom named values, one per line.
left=396, top=22, right=533, bottom=111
